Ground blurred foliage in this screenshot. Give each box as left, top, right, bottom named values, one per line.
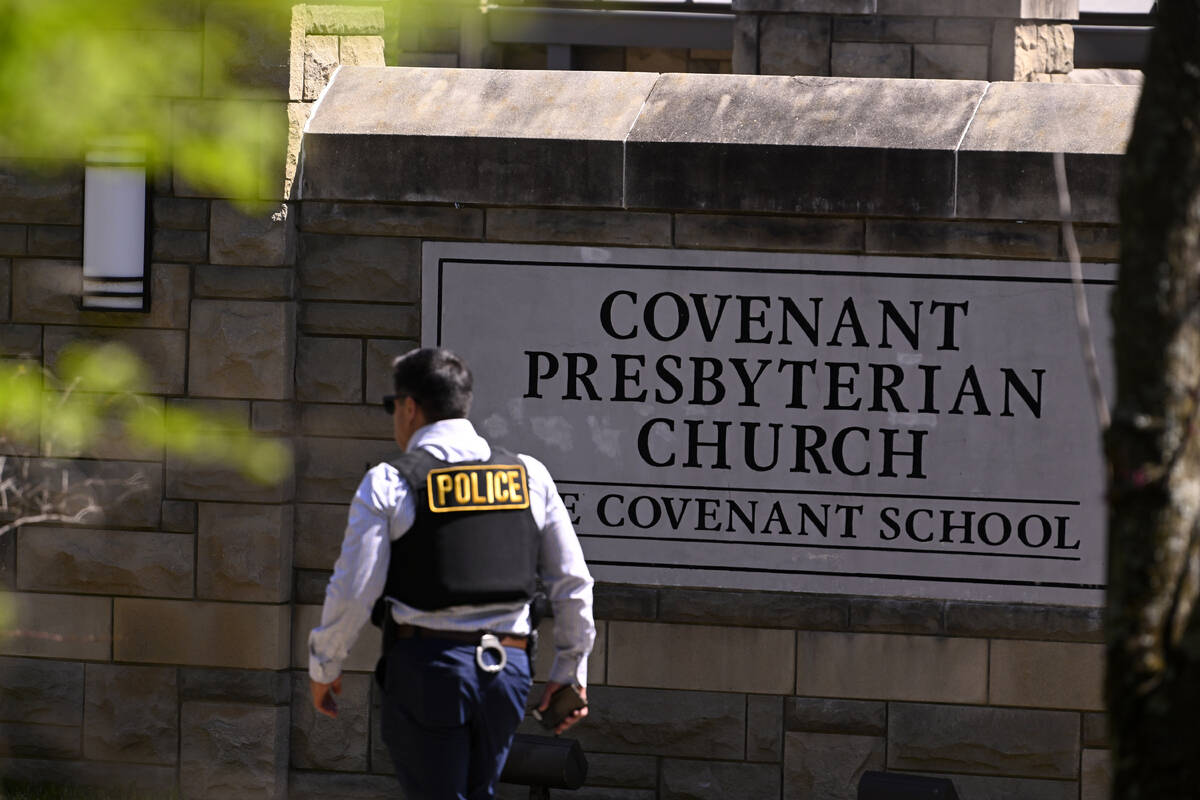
left=0, top=0, right=298, bottom=197
left=0, top=342, right=291, bottom=485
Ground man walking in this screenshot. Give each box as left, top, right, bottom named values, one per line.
left=308, top=347, right=595, bottom=800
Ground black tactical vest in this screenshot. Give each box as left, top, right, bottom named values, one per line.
left=382, top=447, right=540, bottom=612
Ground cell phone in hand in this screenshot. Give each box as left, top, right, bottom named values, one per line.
left=531, top=684, right=587, bottom=729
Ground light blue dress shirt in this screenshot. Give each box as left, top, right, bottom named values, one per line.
left=309, top=418, right=596, bottom=687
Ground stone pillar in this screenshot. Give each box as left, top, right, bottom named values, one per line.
left=733, top=0, right=1078, bottom=82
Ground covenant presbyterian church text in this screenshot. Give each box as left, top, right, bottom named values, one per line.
left=524, top=290, right=1045, bottom=481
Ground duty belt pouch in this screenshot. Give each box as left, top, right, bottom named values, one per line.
left=371, top=596, right=397, bottom=691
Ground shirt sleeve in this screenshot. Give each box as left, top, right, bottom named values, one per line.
left=522, top=455, right=596, bottom=687
left=308, top=464, right=407, bottom=683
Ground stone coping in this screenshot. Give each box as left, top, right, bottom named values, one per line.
left=301, top=67, right=1137, bottom=221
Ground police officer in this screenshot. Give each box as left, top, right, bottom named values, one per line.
left=308, top=347, right=595, bottom=800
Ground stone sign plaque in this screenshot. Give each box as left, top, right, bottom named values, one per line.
left=422, top=243, right=1113, bottom=606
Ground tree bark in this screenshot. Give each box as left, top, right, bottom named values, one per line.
left=1108, top=2, right=1200, bottom=796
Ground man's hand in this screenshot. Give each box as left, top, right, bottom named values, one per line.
left=310, top=676, right=342, bottom=719
left=536, top=682, right=588, bottom=735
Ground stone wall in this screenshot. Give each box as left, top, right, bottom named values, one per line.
left=0, top=18, right=1133, bottom=800
left=734, top=0, right=1078, bottom=81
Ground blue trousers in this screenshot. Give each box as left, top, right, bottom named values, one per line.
left=380, top=637, right=532, bottom=800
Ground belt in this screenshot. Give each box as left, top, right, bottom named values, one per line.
left=393, top=624, right=528, bottom=651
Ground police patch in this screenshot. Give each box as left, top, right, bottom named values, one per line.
left=426, top=464, right=531, bottom=512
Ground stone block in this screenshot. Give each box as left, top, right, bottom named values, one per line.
left=732, top=14, right=758, bottom=74
left=27, top=225, right=80, bottom=258
left=365, top=339, right=416, bottom=402
left=608, top=621, right=794, bottom=694
left=294, top=502, right=349, bottom=569
left=0, top=162, right=83, bottom=225
left=0, top=593, right=111, bottom=660
left=583, top=753, right=658, bottom=789
left=876, top=0, right=1078, bottom=17
left=194, top=265, right=295, bottom=300
left=594, top=583, right=658, bottom=621
left=759, top=16, right=831, bottom=75
left=42, top=325, right=187, bottom=394
left=0, top=758, right=174, bottom=793
left=300, top=404, right=393, bottom=439
left=0, top=722, right=81, bottom=758
left=303, top=35, right=340, bottom=101
left=340, top=36, right=386, bottom=66
left=188, top=299, right=296, bottom=399
left=210, top=201, right=294, bottom=266
left=9, top=261, right=188, bottom=330
left=831, top=41, right=912, bottom=77
left=936, top=17, right=995, bottom=44
left=16, top=527, right=193, bottom=598
left=0, top=657, right=83, bottom=725
left=834, top=15, right=934, bottom=42
left=181, top=701, right=289, bottom=800
left=1014, top=23, right=1074, bottom=80
left=15, top=457, right=162, bottom=529
left=913, top=43, right=989, bottom=79
left=165, top=456, right=295, bottom=504
left=675, top=213, right=864, bottom=253
left=533, top=618, right=606, bottom=685
left=627, top=74, right=986, bottom=217
left=152, top=228, right=208, bottom=262
left=295, top=569, right=332, bottom=604
left=786, top=697, right=887, bottom=736
left=162, top=500, right=197, bottom=532
left=301, top=202, right=484, bottom=239
left=0, top=257, right=10, bottom=321
left=661, top=758, right=781, bottom=800
left=658, top=587, right=848, bottom=630
left=154, top=197, right=209, bottom=230
left=290, top=671, right=370, bottom=771
left=866, top=219, right=1060, bottom=259
left=301, top=302, right=418, bottom=338
left=795, top=632, right=987, bottom=703
left=180, top=668, right=290, bottom=705
left=566, top=685, right=745, bottom=759
left=1082, top=712, right=1108, bottom=747
left=288, top=771, right=398, bottom=800
left=114, top=598, right=290, bottom=670
left=944, top=600, right=1103, bottom=642
left=202, top=3, right=290, bottom=99
left=989, top=640, right=1104, bottom=711
left=747, top=695, right=783, bottom=762
left=0, top=324, right=41, bottom=357
left=84, top=664, right=178, bottom=764
left=1082, top=749, right=1111, bottom=800
left=849, top=597, right=943, bottom=634
left=302, top=68, right=660, bottom=207
left=197, top=502, right=293, bottom=602
left=305, top=5, right=386, bottom=35
left=291, top=604, right=378, bottom=673
left=956, top=83, right=1137, bottom=224
left=297, top=436, right=401, bottom=503
left=888, top=702, right=1079, bottom=778
left=369, top=701, right=392, bottom=775
left=252, top=401, right=297, bottom=435
left=783, top=732, right=885, bottom=800
left=486, top=209, right=672, bottom=248
left=299, top=233, right=419, bottom=303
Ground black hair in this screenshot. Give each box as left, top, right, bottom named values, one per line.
left=391, top=348, right=473, bottom=421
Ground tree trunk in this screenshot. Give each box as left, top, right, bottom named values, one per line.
left=1108, top=2, right=1200, bottom=796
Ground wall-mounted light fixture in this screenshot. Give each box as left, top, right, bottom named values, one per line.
left=82, top=140, right=149, bottom=310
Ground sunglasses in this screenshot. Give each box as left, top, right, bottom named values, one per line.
left=382, top=395, right=403, bottom=414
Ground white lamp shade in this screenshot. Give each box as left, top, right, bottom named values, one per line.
left=82, top=148, right=147, bottom=310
